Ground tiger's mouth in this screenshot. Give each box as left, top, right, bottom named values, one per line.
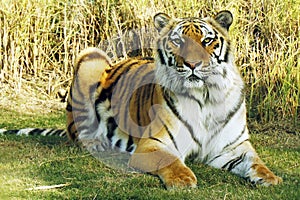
left=184, top=74, right=207, bottom=88
left=187, top=74, right=202, bottom=82
left=188, top=71, right=209, bottom=81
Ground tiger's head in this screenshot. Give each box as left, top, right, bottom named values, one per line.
left=154, top=11, right=236, bottom=93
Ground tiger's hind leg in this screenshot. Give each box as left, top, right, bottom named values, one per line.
left=209, top=140, right=282, bottom=186
left=66, top=47, right=112, bottom=149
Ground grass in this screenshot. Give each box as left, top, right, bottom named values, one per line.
left=0, top=109, right=299, bottom=199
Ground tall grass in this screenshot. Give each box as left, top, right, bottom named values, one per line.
left=0, top=0, right=299, bottom=123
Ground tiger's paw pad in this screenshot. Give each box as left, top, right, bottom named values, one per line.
left=163, top=167, right=197, bottom=189
left=251, top=175, right=282, bottom=186
left=250, top=164, right=283, bottom=186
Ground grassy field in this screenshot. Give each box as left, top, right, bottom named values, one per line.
left=0, top=108, right=299, bottom=199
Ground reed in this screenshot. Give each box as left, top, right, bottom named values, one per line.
left=0, top=0, right=298, bottom=123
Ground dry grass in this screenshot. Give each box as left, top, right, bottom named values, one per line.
left=0, top=0, right=299, bottom=123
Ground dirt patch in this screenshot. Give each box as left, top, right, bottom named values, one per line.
left=0, top=82, right=66, bottom=115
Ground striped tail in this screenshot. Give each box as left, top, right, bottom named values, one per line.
left=0, top=128, right=67, bottom=137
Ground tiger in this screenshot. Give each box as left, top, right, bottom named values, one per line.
left=1, top=10, right=282, bottom=189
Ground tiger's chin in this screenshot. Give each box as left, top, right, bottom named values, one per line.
left=183, top=80, right=204, bottom=88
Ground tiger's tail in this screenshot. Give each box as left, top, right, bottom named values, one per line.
left=0, top=128, right=67, bottom=137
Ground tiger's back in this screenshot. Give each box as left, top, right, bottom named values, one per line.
left=67, top=51, right=164, bottom=153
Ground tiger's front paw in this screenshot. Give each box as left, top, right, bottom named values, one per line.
left=249, top=163, right=282, bottom=186
left=158, top=162, right=197, bottom=189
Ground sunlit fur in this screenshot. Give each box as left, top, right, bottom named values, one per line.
left=1, top=11, right=282, bottom=189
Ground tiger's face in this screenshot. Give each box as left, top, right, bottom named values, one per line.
left=154, top=11, right=234, bottom=92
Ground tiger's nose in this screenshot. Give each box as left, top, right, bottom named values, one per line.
left=185, top=61, right=203, bottom=69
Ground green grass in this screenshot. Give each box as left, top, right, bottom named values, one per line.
left=0, top=110, right=299, bottom=199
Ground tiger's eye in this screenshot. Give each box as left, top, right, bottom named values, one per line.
left=172, top=38, right=182, bottom=46
left=203, top=38, right=212, bottom=43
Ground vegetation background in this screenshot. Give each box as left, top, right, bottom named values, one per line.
left=0, top=0, right=299, bottom=122
left=0, top=0, right=299, bottom=199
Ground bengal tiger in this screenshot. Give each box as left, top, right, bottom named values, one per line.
left=1, top=10, right=282, bottom=189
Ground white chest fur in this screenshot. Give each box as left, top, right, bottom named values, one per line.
left=174, top=84, right=247, bottom=162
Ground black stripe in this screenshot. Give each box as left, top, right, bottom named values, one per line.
left=67, top=121, right=75, bottom=134
left=208, top=140, right=249, bottom=166
left=103, top=61, right=137, bottom=107
left=115, top=139, right=122, bottom=148
left=107, top=117, right=117, bottom=140
left=206, top=93, right=245, bottom=146
left=148, top=124, right=152, bottom=138
left=74, top=77, right=85, bottom=99
left=163, top=90, right=202, bottom=146
left=158, top=116, right=179, bottom=151
left=76, top=51, right=108, bottom=73
left=136, top=87, right=142, bottom=128
left=50, top=129, right=65, bottom=136
left=94, top=105, right=101, bottom=123
left=216, top=37, right=225, bottom=64
left=224, top=41, right=230, bottom=62
left=28, top=128, right=44, bottom=135
left=222, top=153, right=247, bottom=171
left=214, top=38, right=230, bottom=63
left=110, top=60, right=139, bottom=81
left=91, top=82, right=102, bottom=123
left=68, top=106, right=87, bottom=112
left=149, top=136, right=164, bottom=144
left=113, top=72, right=128, bottom=104
left=89, top=82, right=101, bottom=102
left=66, top=103, right=72, bottom=111
left=119, top=61, right=152, bottom=99
left=120, top=64, right=150, bottom=134
left=95, top=87, right=112, bottom=105
left=206, top=154, right=223, bottom=165
left=74, top=115, right=88, bottom=123
left=60, top=131, right=67, bottom=137
left=168, top=57, right=173, bottom=66
left=222, top=93, right=245, bottom=128
left=157, top=48, right=166, bottom=65
left=4, top=130, right=19, bottom=134
left=227, top=153, right=246, bottom=171
left=67, top=121, right=77, bottom=141
left=122, top=86, right=130, bottom=133
left=76, top=125, right=89, bottom=132
left=44, top=129, right=57, bottom=136
left=69, top=87, right=85, bottom=106
left=183, top=91, right=203, bottom=109
left=222, top=126, right=247, bottom=150
left=149, top=84, right=156, bottom=120
left=126, top=145, right=134, bottom=152
left=126, top=135, right=134, bottom=152
left=75, top=121, right=97, bottom=133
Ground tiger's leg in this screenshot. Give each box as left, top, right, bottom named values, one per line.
left=66, top=47, right=112, bottom=144
left=129, top=138, right=197, bottom=189
left=209, top=140, right=282, bottom=186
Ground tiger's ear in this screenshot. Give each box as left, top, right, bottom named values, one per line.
left=214, top=10, right=233, bottom=30
left=154, top=13, right=171, bottom=32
